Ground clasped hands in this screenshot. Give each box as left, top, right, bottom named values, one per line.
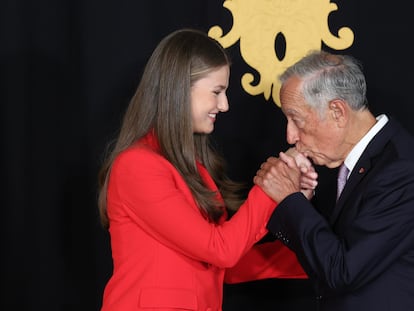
left=254, top=148, right=318, bottom=203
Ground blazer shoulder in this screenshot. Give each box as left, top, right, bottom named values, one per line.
left=112, top=143, right=170, bottom=173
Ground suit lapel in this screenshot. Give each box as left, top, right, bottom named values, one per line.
left=330, top=158, right=371, bottom=223
left=329, top=118, right=399, bottom=224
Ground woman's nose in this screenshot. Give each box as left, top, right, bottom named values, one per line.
left=218, top=95, right=229, bottom=112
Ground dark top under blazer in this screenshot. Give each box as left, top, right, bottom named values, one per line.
left=267, top=117, right=414, bottom=311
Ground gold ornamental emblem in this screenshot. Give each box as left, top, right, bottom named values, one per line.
left=209, top=0, right=354, bottom=106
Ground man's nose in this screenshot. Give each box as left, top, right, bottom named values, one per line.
left=286, top=123, right=299, bottom=145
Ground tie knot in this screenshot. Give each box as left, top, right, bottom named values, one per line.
left=337, top=164, right=349, bottom=200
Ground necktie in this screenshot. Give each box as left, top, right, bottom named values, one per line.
left=337, top=164, right=349, bottom=200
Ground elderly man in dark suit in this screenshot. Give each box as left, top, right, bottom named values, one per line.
left=254, top=50, right=414, bottom=311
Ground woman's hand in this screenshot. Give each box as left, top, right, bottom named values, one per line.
left=284, top=148, right=318, bottom=200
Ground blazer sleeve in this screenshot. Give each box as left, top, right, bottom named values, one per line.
left=224, top=240, right=307, bottom=284
left=266, top=160, right=414, bottom=291
left=108, top=146, right=278, bottom=268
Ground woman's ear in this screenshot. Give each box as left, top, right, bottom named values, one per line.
left=328, top=99, right=347, bottom=127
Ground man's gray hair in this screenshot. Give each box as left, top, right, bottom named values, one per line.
left=279, top=50, right=368, bottom=115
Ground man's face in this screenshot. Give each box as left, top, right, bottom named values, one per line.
left=280, top=76, right=344, bottom=168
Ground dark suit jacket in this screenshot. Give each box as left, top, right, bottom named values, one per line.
left=267, top=117, right=414, bottom=311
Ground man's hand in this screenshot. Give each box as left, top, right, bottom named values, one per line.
left=254, top=154, right=301, bottom=203
left=254, top=148, right=318, bottom=203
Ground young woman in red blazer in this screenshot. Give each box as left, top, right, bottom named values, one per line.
left=97, top=28, right=316, bottom=311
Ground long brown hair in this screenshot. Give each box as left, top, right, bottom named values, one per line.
left=98, top=28, right=244, bottom=228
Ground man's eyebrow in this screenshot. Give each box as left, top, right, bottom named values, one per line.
left=283, top=108, right=299, bottom=115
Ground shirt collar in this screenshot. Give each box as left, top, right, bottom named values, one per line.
left=344, top=114, right=388, bottom=177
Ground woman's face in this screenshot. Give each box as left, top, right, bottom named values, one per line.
left=191, top=65, right=230, bottom=134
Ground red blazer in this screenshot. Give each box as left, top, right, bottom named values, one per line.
left=101, top=132, right=303, bottom=310
left=224, top=240, right=307, bottom=284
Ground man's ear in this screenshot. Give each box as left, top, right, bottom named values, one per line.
left=328, top=99, right=347, bottom=127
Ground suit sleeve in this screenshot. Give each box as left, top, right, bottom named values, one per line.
left=266, top=161, right=414, bottom=292
left=108, top=147, right=277, bottom=268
